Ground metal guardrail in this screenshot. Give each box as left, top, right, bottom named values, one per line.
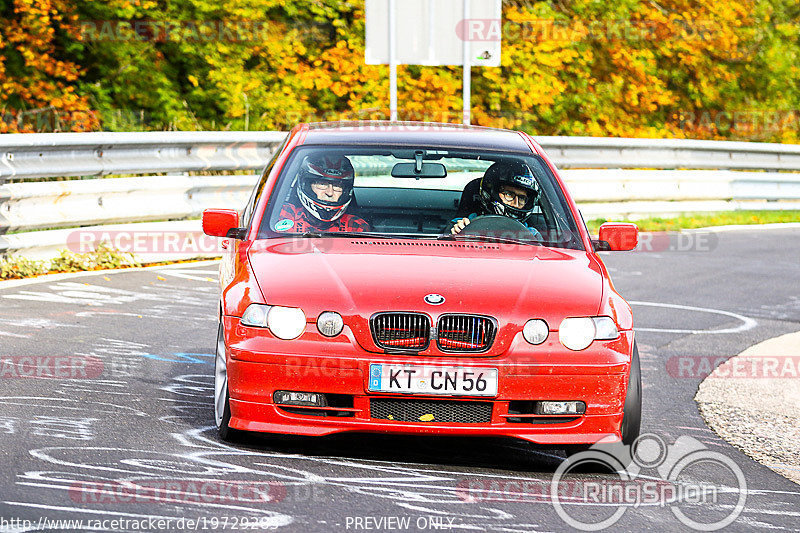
left=0, top=174, right=257, bottom=233
left=0, top=131, right=285, bottom=181
left=536, top=136, right=800, bottom=171
left=2, top=130, right=800, bottom=260
left=4, top=131, right=800, bottom=182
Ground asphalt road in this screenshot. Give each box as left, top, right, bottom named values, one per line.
left=1, top=227, right=799, bottom=533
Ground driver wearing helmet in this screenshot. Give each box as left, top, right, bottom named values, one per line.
left=278, top=154, right=370, bottom=233
left=451, top=161, right=543, bottom=239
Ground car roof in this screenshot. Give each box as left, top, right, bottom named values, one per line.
left=299, top=121, right=533, bottom=153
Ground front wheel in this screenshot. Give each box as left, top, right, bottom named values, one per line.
left=214, top=322, right=237, bottom=441
left=621, top=342, right=642, bottom=446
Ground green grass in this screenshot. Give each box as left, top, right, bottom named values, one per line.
left=586, top=210, right=800, bottom=232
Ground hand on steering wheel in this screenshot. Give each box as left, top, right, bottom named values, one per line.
left=451, top=217, right=471, bottom=235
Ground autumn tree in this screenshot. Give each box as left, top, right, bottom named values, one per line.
left=1, top=0, right=798, bottom=141
left=0, top=0, right=98, bottom=132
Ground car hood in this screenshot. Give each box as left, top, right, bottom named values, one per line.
left=247, top=239, right=603, bottom=327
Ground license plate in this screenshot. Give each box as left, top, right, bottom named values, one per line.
left=368, top=364, right=498, bottom=396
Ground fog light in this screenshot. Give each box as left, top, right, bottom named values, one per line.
left=273, top=391, right=326, bottom=407
left=317, top=311, right=344, bottom=337
left=537, top=401, right=586, bottom=415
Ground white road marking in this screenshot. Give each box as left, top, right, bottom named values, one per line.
left=0, top=260, right=220, bottom=290
left=0, top=331, right=30, bottom=338
left=630, top=300, right=757, bottom=334
left=0, top=318, right=84, bottom=329
left=0, top=397, right=148, bottom=417
left=155, top=270, right=217, bottom=282
left=0, top=417, right=18, bottom=434
left=29, top=417, right=98, bottom=441
left=167, top=269, right=219, bottom=275
left=2, top=282, right=166, bottom=306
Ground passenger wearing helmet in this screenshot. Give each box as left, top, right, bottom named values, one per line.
left=450, top=161, right=543, bottom=238
left=277, top=154, right=370, bottom=233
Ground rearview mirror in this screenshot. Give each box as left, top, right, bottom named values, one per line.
left=596, top=223, right=638, bottom=251
left=202, top=209, right=243, bottom=238
left=391, top=162, right=447, bottom=178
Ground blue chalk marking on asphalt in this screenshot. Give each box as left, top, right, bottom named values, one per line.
left=140, top=352, right=214, bottom=364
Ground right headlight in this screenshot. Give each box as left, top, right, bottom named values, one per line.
left=559, top=316, right=619, bottom=351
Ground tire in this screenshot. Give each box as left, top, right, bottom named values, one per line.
left=563, top=342, right=641, bottom=467
left=214, top=322, right=237, bottom=441
left=621, top=342, right=642, bottom=446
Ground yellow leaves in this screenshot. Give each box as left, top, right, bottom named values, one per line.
left=0, top=0, right=98, bottom=132
left=330, top=82, right=349, bottom=98
left=243, top=79, right=261, bottom=92
left=0, top=0, right=791, bottom=141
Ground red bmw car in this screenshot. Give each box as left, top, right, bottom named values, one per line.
left=203, top=122, right=641, bottom=453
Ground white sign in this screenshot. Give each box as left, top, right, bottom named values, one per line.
left=365, top=0, right=502, bottom=67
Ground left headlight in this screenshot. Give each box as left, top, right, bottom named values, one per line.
left=559, top=316, right=619, bottom=351
left=241, top=304, right=307, bottom=340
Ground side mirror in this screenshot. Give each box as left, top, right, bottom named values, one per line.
left=596, top=223, right=638, bottom=251
left=202, top=209, right=244, bottom=238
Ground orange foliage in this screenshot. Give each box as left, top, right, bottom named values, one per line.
left=0, top=0, right=98, bottom=132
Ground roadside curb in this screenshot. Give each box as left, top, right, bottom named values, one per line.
left=695, top=331, right=800, bottom=485
left=0, top=259, right=220, bottom=290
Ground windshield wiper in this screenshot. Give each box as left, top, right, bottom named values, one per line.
left=438, top=233, right=542, bottom=246
left=298, top=231, right=394, bottom=239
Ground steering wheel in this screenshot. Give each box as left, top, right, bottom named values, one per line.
left=454, top=215, right=537, bottom=241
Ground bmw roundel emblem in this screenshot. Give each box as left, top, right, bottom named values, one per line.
left=424, top=294, right=445, bottom=305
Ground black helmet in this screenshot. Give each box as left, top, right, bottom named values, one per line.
left=296, top=154, right=355, bottom=222
left=479, top=161, right=539, bottom=222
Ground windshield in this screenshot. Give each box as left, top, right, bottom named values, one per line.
left=257, top=146, right=584, bottom=250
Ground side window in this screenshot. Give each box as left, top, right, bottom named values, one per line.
left=242, top=136, right=288, bottom=227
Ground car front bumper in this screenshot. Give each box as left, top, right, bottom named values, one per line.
left=224, top=317, right=634, bottom=446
